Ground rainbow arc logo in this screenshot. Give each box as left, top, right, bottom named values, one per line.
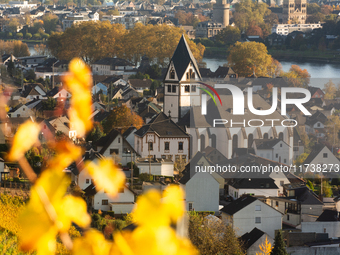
left=198, top=82, right=222, bottom=108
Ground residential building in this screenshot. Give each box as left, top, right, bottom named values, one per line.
left=114, top=14, right=147, bottom=29
left=95, top=129, right=137, bottom=166
left=136, top=157, right=174, bottom=177
left=134, top=112, right=190, bottom=163
left=128, top=78, right=152, bottom=93
left=252, top=138, right=291, bottom=165
left=62, top=12, right=99, bottom=31
left=272, top=23, right=322, bottom=35
left=91, top=58, right=136, bottom=76
left=195, top=21, right=224, bottom=38
left=240, top=228, right=274, bottom=255
left=179, top=152, right=220, bottom=213
left=221, top=196, right=282, bottom=238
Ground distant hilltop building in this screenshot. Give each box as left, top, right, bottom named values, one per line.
left=213, top=0, right=230, bottom=27
left=272, top=23, right=322, bottom=35
left=196, top=0, right=229, bottom=38
left=282, top=0, right=307, bottom=24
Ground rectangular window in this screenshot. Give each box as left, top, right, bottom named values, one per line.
left=167, top=85, right=171, bottom=93
left=284, top=159, right=287, bottom=163
left=118, top=138, right=120, bottom=143
left=191, top=85, right=196, bottom=92
left=178, top=142, right=183, bottom=151
left=188, top=202, right=193, bottom=211
left=118, top=187, right=124, bottom=193
left=149, top=142, right=153, bottom=151
left=323, top=153, right=328, bottom=158
left=280, top=181, right=284, bottom=186
left=172, top=85, right=176, bottom=93
left=255, top=217, right=261, bottom=223
left=276, top=201, right=279, bottom=207
left=165, top=142, right=169, bottom=151
left=287, top=214, right=290, bottom=220
left=110, top=149, right=119, bottom=155
left=86, top=179, right=89, bottom=184
left=255, top=205, right=261, bottom=211
left=276, top=154, right=278, bottom=158
left=185, top=85, right=190, bottom=92
left=102, top=199, right=108, bottom=205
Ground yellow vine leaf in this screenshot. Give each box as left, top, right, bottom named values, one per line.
left=18, top=169, right=90, bottom=254
left=72, top=229, right=112, bottom=255
left=85, top=159, right=126, bottom=197
left=111, top=186, right=198, bottom=255
left=62, top=58, right=93, bottom=137
left=8, top=121, right=40, bottom=161
left=47, top=141, right=82, bottom=170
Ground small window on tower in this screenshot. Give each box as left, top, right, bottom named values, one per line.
left=185, top=85, right=190, bottom=92
left=172, top=85, right=176, bottom=93
left=167, top=85, right=172, bottom=93
left=170, top=68, right=175, bottom=79
left=191, top=85, right=196, bottom=92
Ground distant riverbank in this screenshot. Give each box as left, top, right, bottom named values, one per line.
left=203, top=46, right=340, bottom=64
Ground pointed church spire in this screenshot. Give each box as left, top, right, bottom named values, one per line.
left=166, top=34, right=202, bottom=82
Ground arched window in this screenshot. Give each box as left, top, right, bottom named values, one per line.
left=248, top=134, right=253, bottom=148
left=211, top=134, right=216, bottom=149
left=279, top=132, right=284, bottom=140
left=263, top=133, right=268, bottom=139
left=170, top=68, right=175, bottom=79
left=232, top=135, right=238, bottom=156
left=200, top=134, right=205, bottom=151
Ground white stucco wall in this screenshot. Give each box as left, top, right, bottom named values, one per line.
left=183, top=171, right=219, bottom=212
left=302, top=222, right=340, bottom=238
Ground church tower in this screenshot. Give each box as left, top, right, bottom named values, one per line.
left=163, top=35, right=202, bottom=123
left=213, top=0, right=230, bottom=27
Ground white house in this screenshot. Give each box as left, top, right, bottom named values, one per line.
left=253, top=139, right=291, bottom=165
left=221, top=196, right=282, bottom=238
left=303, top=144, right=340, bottom=173
left=136, top=157, right=174, bottom=177
left=134, top=112, right=190, bottom=163
left=84, top=183, right=135, bottom=213
left=240, top=228, right=274, bottom=255
left=301, top=210, right=340, bottom=238
left=91, top=58, right=136, bottom=76
left=96, top=129, right=137, bottom=166
left=179, top=152, right=220, bottom=213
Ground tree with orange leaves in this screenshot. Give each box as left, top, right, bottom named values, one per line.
left=102, top=105, right=144, bottom=134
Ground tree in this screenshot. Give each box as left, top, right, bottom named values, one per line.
left=294, top=153, right=308, bottom=168
left=227, top=41, right=273, bottom=77
left=270, top=231, right=287, bottom=255
left=42, top=14, right=59, bottom=34
left=8, top=18, right=19, bottom=33
left=281, top=65, right=310, bottom=88
left=257, top=236, right=272, bottom=255
left=86, top=122, right=105, bottom=142
left=34, top=44, right=48, bottom=56
left=145, top=64, right=162, bottom=79
left=306, top=180, right=314, bottom=192
left=325, top=115, right=340, bottom=147
left=107, top=9, right=120, bottom=16
left=42, top=98, right=57, bottom=110
left=322, top=180, right=333, bottom=197
left=215, top=26, right=241, bottom=45
left=234, top=0, right=271, bottom=32
left=25, top=33, right=32, bottom=39
left=246, top=23, right=264, bottom=38
left=324, top=80, right=337, bottom=99
left=189, top=213, right=244, bottom=255
left=102, top=105, right=144, bottom=134
left=307, top=3, right=321, bottom=14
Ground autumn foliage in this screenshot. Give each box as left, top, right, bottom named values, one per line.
left=103, top=105, right=144, bottom=134
left=47, top=22, right=205, bottom=67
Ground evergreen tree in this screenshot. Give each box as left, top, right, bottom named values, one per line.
left=270, top=231, right=288, bottom=255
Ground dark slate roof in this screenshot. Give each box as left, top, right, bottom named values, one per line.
left=212, top=66, right=236, bottom=78
left=308, top=86, right=323, bottom=96
left=303, top=144, right=327, bottom=165
left=95, top=129, right=120, bottom=153
left=199, top=68, right=213, bottom=78
left=316, top=209, right=339, bottom=221
left=229, top=177, right=278, bottom=190
left=129, top=79, right=152, bottom=89
left=123, top=126, right=136, bottom=138
left=46, top=87, right=60, bottom=97
left=93, top=111, right=109, bottom=123
left=165, top=34, right=201, bottom=81
left=83, top=183, right=97, bottom=196
left=298, top=188, right=323, bottom=205
left=134, top=112, right=189, bottom=138
left=305, top=110, right=328, bottom=126
left=254, top=139, right=287, bottom=150
left=220, top=196, right=257, bottom=215
left=179, top=151, right=211, bottom=184
left=240, top=228, right=265, bottom=250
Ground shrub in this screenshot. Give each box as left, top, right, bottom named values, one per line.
left=25, top=33, right=32, bottom=39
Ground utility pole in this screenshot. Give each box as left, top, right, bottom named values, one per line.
left=52, top=62, right=55, bottom=89
left=148, top=141, right=151, bottom=177
left=130, top=149, right=134, bottom=190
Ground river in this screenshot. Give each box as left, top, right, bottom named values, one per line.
left=203, top=57, right=340, bottom=89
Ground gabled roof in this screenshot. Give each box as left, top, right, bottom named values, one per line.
left=303, top=144, right=328, bottom=165
left=165, top=34, right=201, bottom=81
left=179, top=151, right=212, bottom=184
left=220, top=196, right=257, bottom=215
left=254, top=139, right=288, bottom=150
left=129, top=79, right=152, bottom=89
left=316, top=209, right=339, bottom=221
left=93, top=57, right=134, bottom=67
left=95, top=129, right=120, bottom=154
left=134, top=112, right=189, bottom=138
left=240, top=228, right=266, bottom=250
